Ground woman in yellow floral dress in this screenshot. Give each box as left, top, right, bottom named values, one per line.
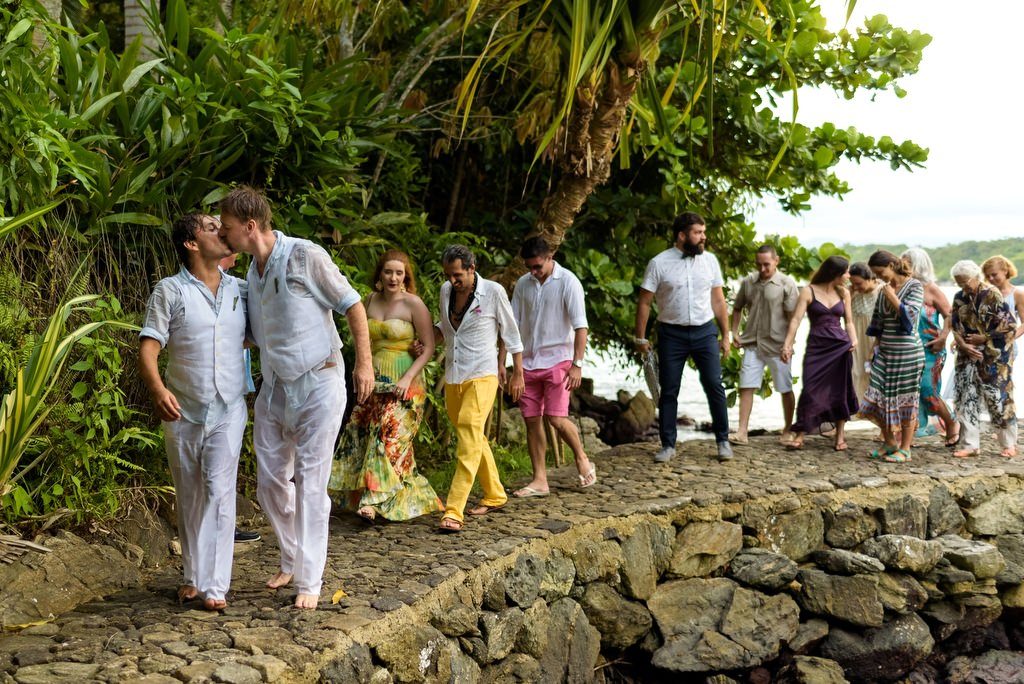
left=329, top=250, right=442, bottom=522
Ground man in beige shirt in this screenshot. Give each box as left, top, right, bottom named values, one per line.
left=729, top=244, right=799, bottom=445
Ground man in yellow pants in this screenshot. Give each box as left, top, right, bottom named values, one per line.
left=436, top=245, right=524, bottom=533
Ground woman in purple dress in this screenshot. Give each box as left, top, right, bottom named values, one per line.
left=781, top=256, right=860, bottom=450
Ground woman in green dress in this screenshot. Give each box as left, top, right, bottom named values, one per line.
left=859, top=250, right=925, bottom=463
left=329, top=250, right=443, bottom=522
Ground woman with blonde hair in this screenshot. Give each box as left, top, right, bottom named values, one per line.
left=328, top=249, right=443, bottom=522
left=902, top=248, right=958, bottom=444
left=950, top=260, right=1017, bottom=458
left=859, top=250, right=925, bottom=462
left=982, top=255, right=1024, bottom=344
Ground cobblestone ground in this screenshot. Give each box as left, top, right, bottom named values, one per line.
left=3, top=430, right=1023, bottom=682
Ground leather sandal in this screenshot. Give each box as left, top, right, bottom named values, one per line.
left=438, top=517, right=463, bottom=534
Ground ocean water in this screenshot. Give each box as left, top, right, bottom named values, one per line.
left=585, top=286, right=1021, bottom=442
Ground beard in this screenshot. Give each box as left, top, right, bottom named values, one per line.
left=682, top=240, right=705, bottom=257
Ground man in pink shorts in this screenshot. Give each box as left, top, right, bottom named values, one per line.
left=507, top=236, right=596, bottom=497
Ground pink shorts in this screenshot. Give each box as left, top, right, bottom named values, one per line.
left=520, top=360, right=573, bottom=418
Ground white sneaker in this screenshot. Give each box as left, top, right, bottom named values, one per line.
left=654, top=446, right=676, bottom=463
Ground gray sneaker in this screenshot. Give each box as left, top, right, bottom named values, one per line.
left=717, top=441, right=734, bottom=461
left=654, top=446, right=676, bottom=463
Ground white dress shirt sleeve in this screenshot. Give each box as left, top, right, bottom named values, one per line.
left=494, top=285, right=524, bottom=354
left=566, top=275, right=588, bottom=330
left=139, top=279, right=182, bottom=348
left=288, top=243, right=361, bottom=314
left=709, top=254, right=725, bottom=288
left=640, top=258, right=660, bottom=293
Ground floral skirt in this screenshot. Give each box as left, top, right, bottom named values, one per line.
left=328, top=383, right=442, bottom=521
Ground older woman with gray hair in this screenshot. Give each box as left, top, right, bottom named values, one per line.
left=902, top=248, right=958, bottom=444
left=949, top=259, right=1018, bottom=458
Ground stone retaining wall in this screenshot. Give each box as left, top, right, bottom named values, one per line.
left=326, top=474, right=1024, bottom=683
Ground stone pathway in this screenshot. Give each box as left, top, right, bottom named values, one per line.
left=2, top=430, right=1024, bottom=683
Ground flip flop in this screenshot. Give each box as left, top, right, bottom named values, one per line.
left=513, top=486, right=550, bottom=498
left=728, top=436, right=749, bottom=446
left=467, top=502, right=508, bottom=516
left=438, top=517, right=463, bottom=534
left=882, top=448, right=911, bottom=463
left=578, top=465, right=597, bottom=488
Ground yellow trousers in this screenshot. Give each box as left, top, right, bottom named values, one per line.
left=443, top=375, right=506, bottom=523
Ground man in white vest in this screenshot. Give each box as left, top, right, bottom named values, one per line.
left=139, top=213, right=248, bottom=611
left=218, top=186, right=373, bottom=610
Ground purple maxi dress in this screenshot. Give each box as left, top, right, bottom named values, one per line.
left=792, top=290, right=860, bottom=434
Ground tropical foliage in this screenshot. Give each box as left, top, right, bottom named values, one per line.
left=0, top=0, right=931, bottom=526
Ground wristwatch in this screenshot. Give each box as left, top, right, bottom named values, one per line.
left=572, top=359, right=584, bottom=368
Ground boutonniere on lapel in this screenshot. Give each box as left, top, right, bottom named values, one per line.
left=471, top=305, right=483, bottom=315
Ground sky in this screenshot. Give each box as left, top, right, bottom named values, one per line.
left=751, top=1, right=1023, bottom=248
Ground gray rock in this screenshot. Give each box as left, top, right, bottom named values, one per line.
left=0, top=531, right=141, bottom=630
left=820, top=613, right=934, bottom=681
left=812, top=549, right=885, bottom=575
left=922, top=600, right=966, bottom=640
left=824, top=503, right=878, bottom=550
left=480, top=654, right=542, bottom=683
left=876, top=573, right=928, bottom=614
left=172, top=662, right=219, bottom=681
left=776, top=656, right=849, bottom=684
left=995, top=534, right=1024, bottom=584
left=242, top=654, right=289, bottom=682
left=514, top=601, right=550, bottom=660
left=789, top=619, right=829, bottom=654
left=483, top=574, right=508, bottom=611
left=319, top=642, right=376, bottom=684
left=211, top=662, right=262, bottom=684
left=432, top=602, right=480, bottom=638
left=505, top=555, right=543, bottom=608
left=929, top=486, right=966, bottom=538
left=945, top=649, right=1024, bottom=684
left=580, top=583, right=652, bottom=650
left=959, top=480, right=999, bottom=508
left=138, top=653, right=186, bottom=675
left=704, top=677, right=740, bottom=684
left=955, top=594, right=1002, bottom=631
left=669, top=521, right=743, bottom=578
left=230, top=627, right=312, bottom=670
left=542, top=599, right=600, bottom=684
left=374, top=624, right=479, bottom=683
left=538, top=553, right=576, bottom=601
left=860, top=535, right=944, bottom=574
left=925, top=558, right=977, bottom=595
left=797, top=568, right=884, bottom=627
left=570, top=539, right=622, bottom=584
left=938, top=535, right=1006, bottom=579
left=476, top=608, right=524, bottom=664
left=880, top=495, right=928, bottom=538
left=620, top=521, right=672, bottom=600
left=966, top=491, right=1024, bottom=535
left=10, top=662, right=101, bottom=684
left=648, top=578, right=799, bottom=673
left=727, top=548, right=798, bottom=591
left=758, top=510, right=824, bottom=561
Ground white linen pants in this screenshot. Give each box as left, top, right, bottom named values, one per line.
left=255, top=366, right=345, bottom=596
left=163, top=400, right=246, bottom=601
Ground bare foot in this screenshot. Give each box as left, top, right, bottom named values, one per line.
left=295, top=593, right=319, bottom=609
left=266, top=571, right=293, bottom=589
left=178, top=585, right=198, bottom=603
left=203, top=597, right=227, bottom=611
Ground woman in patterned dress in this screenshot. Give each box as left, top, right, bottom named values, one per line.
left=902, top=248, right=958, bottom=444
left=859, top=250, right=925, bottom=462
left=848, top=263, right=880, bottom=406
left=328, top=250, right=443, bottom=522
left=950, top=260, right=1018, bottom=458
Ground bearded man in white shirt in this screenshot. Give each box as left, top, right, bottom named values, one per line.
left=508, top=236, right=596, bottom=498
left=635, top=212, right=733, bottom=464
left=139, top=213, right=247, bottom=611
left=436, top=245, right=524, bottom=533
left=218, top=186, right=374, bottom=610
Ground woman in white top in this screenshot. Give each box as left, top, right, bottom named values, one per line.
left=982, top=255, right=1024, bottom=348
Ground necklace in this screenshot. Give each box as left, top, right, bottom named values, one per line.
left=448, top=275, right=478, bottom=329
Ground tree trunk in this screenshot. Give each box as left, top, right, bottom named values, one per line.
left=535, top=61, right=643, bottom=251
left=213, top=0, right=233, bottom=34
left=123, top=0, right=159, bottom=58
left=34, top=0, right=61, bottom=48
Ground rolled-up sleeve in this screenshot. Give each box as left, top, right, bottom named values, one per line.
left=566, top=276, right=588, bottom=330
left=139, top=280, right=179, bottom=347
left=495, top=286, right=524, bottom=354
left=290, top=244, right=361, bottom=314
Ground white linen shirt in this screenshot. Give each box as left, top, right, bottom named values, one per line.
left=511, top=262, right=588, bottom=371
left=140, top=267, right=247, bottom=429
left=439, top=276, right=523, bottom=385
left=640, top=247, right=724, bottom=326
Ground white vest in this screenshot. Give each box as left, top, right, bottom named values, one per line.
left=164, top=275, right=247, bottom=407
left=247, top=234, right=340, bottom=382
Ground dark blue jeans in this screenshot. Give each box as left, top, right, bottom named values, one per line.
left=657, top=321, right=729, bottom=447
